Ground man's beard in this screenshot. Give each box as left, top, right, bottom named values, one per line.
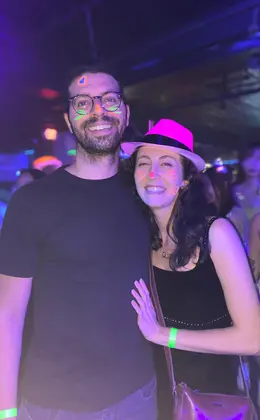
left=71, top=115, right=125, bottom=158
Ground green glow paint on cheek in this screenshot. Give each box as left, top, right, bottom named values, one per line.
left=74, top=109, right=86, bottom=121
left=74, top=115, right=85, bottom=121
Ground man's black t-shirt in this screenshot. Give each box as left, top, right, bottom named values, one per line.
left=0, top=168, right=154, bottom=412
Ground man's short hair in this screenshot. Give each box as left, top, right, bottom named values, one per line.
left=62, top=65, right=125, bottom=112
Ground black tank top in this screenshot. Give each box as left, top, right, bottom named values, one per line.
left=154, top=220, right=239, bottom=394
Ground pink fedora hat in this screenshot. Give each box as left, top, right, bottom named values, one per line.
left=121, top=119, right=205, bottom=172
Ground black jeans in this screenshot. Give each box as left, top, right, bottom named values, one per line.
left=18, top=377, right=157, bottom=420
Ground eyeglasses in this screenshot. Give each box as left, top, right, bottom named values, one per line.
left=68, top=91, right=122, bottom=115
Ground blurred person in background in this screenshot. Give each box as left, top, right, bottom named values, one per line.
left=206, top=165, right=248, bottom=246
left=0, top=170, right=45, bottom=230
left=233, top=143, right=260, bottom=221
left=248, top=212, right=260, bottom=414
left=249, top=213, right=260, bottom=287
left=206, top=165, right=236, bottom=216
left=12, top=169, right=46, bottom=193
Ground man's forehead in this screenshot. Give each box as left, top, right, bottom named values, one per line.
left=69, top=72, right=120, bottom=96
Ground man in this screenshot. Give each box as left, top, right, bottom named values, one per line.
left=0, top=67, right=156, bottom=420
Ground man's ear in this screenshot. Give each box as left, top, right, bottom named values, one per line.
left=64, top=113, right=73, bottom=133
left=126, top=104, right=130, bottom=127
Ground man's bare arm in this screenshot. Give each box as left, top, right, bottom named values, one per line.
left=0, top=274, right=32, bottom=416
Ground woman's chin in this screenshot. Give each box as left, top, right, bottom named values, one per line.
left=143, top=197, right=170, bottom=210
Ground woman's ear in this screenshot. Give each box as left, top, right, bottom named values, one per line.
left=177, top=179, right=189, bottom=194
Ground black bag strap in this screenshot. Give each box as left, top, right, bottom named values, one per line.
left=149, top=257, right=176, bottom=394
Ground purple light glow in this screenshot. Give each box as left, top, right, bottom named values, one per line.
left=216, top=165, right=228, bottom=173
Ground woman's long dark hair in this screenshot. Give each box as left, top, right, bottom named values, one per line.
left=124, top=149, right=217, bottom=270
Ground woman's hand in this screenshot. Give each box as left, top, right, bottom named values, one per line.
left=131, top=279, right=160, bottom=343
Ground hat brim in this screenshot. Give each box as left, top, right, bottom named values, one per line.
left=121, top=142, right=206, bottom=172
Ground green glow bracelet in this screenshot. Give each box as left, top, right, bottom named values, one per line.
left=168, top=327, right=178, bottom=349
left=0, top=408, right=17, bottom=419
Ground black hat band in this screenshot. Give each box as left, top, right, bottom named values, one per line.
left=143, top=134, right=192, bottom=152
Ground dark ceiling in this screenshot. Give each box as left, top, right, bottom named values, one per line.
left=1, top=0, right=260, bottom=155
left=127, top=55, right=260, bottom=153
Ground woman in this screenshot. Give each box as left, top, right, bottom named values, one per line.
left=121, top=119, right=260, bottom=416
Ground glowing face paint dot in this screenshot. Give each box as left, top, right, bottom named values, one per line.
left=67, top=149, right=76, bottom=156
left=79, top=77, right=85, bottom=84
left=94, top=104, right=102, bottom=112
left=168, top=169, right=177, bottom=177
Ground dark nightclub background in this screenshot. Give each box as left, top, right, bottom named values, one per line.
left=1, top=0, right=260, bottom=213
